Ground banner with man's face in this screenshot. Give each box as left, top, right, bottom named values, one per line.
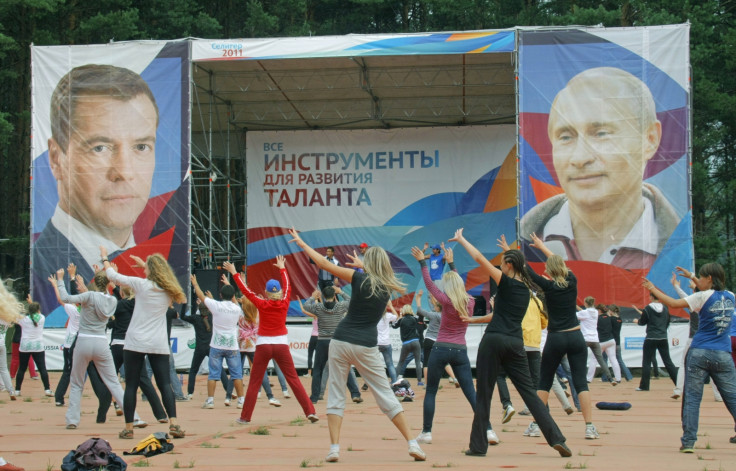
left=30, top=42, right=191, bottom=325
left=518, top=25, right=691, bottom=307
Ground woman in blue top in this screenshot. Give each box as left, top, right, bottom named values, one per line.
left=643, top=263, right=736, bottom=452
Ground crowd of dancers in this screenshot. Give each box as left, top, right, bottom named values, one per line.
left=1, top=228, right=736, bottom=469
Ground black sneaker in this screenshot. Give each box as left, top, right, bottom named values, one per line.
left=553, top=442, right=572, bottom=457
left=361, top=383, right=369, bottom=391
left=464, top=449, right=486, bottom=457
left=729, top=435, right=736, bottom=444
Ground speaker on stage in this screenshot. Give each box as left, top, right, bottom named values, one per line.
left=193, top=269, right=221, bottom=300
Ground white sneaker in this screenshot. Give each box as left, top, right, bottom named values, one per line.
left=408, top=443, right=426, bottom=461
left=202, top=400, right=214, bottom=409
left=224, top=398, right=231, bottom=407
left=283, top=390, right=291, bottom=398
left=523, top=422, right=541, bottom=437
left=187, top=393, right=193, bottom=400
left=416, top=432, right=432, bottom=444
left=44, top=389, right=54, bottom=397
left=133, top=419, right=148, bottom=428
left=585, top=423, right=599, bottom=439
left=258, top=391, right=261, bottom=398
left=237, top=397, right=244, bottom=407
left=487, top=429, right=499, bottom=445
left=325, top=450, right=339, bottom=462
left=269, top=398, right=282, bottom=407
left=671, top=388, right=682, bottom=399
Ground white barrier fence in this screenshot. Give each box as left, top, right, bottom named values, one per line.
left=37, top=323, right=689, bottom=371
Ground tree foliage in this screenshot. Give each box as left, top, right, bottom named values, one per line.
left=1, top=0, right=734, bottom=288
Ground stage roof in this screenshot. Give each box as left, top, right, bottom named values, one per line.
left=190, top=31, right=516, bottom=132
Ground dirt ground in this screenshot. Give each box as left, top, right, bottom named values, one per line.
left=1, top=372, right=734, bottom=471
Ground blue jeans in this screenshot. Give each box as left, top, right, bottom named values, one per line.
left=208, top=348, right=243, bottom=381
left=379, top=344, right=398, bottom=383
left=681, top=348, right=736, bottom=447
left=422, top=344, right=477, bottom=432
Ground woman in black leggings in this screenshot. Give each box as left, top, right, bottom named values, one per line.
left=522, top=233, right=598, bottom=440
left=453, top=229, right=571, bottom=458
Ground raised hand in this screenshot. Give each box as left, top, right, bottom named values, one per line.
left=423, top=242, right=429, bottom=251
left=56, top=268, right=65, bottom=280
left=445, top=247, right=454, bottom=264
left=287, top=227, right=306, bottom=248
left=274, top=255, right=286, bottom=269
left=497, top=234, right=511, bottom=252
left=220, top=273, right=230, bottom=285
left=675, top=266, right=694, bottom=280
left=47, top=274, right=56, bottom=284
left=449, top=228, right=464, bottom=242
left=190, top=274, right=198, bottom=286
left=223, top=261, right=237, bottom=275
left=345, top=250, right=363, bottom=269
left=670, top=272, right=680, bottom=287
left=410, top=246, right=425, bottom=261
left=109, top=262, right=118, bottom=273
left=130, top=255, right=146, bottom=269
left=67, top=263, right=77, bottom=278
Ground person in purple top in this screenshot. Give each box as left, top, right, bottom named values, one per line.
left=410, top=246, right=499, bottom=446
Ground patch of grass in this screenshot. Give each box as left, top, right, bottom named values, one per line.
left=199, top=441, right=220, bottom=448
left=501, top=428, right=516, bottom=433
left=431, top=463, right=455, bottom=468
left=23, top=396, right=32, bottom=402
left=381, top=437, right=397, bottom=440
left=578, top=450, right=596, bottom=457
left=299, top=458, right=324, bottom=468
left=213, top=431, right=223, bottom=439
left=290, top=416, right=307, bottom=426
left=697, top=455, right=704, bottom=460
left=250, top=426, right=270, bottom=435
left=30, top=417, right=43, bottom=421
left=0, top=400, right=7, bottom=404
left=563, top=462, right=587, bottom=469
left=705, top=442, right=712, bottom=450
left=347, top=444, right=353, bottom=451
left=46, top=459, right=54, bottom=471
left=132, top=459, right=151, bottom=467
left=282, top=432, right=299, bottom=437
left=173, top=459, right=196, bottom=468
left=10, top=410, right=22, bottom=414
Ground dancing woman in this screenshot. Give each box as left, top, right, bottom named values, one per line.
left=452, top=229, right=570, bottom=457
left=102, top=248, right=187, bottom=439
left=0, top=278, right=23, bottom=400
left=410, top=245, right=499, bottom=446
left=15, top=297, right=53, bottom=397
left=223, top=256, right=315, bottom=425
left=288, top=228, right=426, bottom=463
left=521, top=233, right=599, bottom=440
left=642, top=264, right=736, bottom=451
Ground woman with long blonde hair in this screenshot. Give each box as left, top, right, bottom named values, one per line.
left=101, top=248, right=187, bottom=440
left=288, top=228, right=426, bottom=463
left=410, top=245, right=501, bottom=446
left=0, top=278, right=23, bottom=400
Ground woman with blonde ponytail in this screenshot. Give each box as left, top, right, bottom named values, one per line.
left=288, top=228, right=426, bottom=464
left=101, top=248, right=187, bottom=440
left=523, top=233, right=599, bottom=441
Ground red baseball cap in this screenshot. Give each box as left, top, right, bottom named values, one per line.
left=359, top=242, right=369, bottom=248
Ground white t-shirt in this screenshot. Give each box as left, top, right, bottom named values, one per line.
left=107, top=268, right=173, bottom=355
left=63, top=304, right=80, bottom=348
left=377, top=312, right=398, bottom=346
left=576, top=307, right=599, bottom=342
left=204, top=298, right=243, bottom=351
left=19, top=315, right=45, bottom=352
left=0, top=319, right=10, bottom=344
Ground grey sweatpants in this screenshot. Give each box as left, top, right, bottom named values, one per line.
left=0, top=342, right=14, bottom=395
left=66, top=337, right=131, bottom=426
left=326, top=339, right=403, bottom=419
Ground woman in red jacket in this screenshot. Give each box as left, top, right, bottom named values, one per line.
left=223, top=256, right=317, bottom=425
